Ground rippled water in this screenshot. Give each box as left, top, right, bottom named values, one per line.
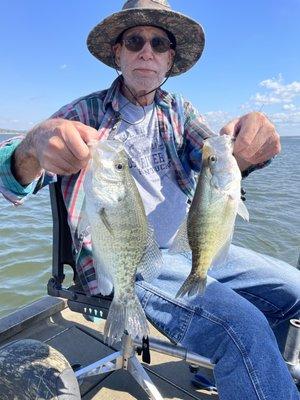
left=233, top=136, right=300, bottom=265
left=0, top=135, right=299, bottom=318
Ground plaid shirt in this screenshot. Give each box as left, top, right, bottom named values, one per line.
left=0, top=76, right=269, bottom=294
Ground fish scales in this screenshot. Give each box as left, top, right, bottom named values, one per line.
left=83, top=139, right=160, bottom=345
left=188, top=184, right=237, bottom=273
left=172, top=135, right=249, bottom=297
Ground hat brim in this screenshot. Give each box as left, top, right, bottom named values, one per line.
left=87, top=8, right=205, bottom=76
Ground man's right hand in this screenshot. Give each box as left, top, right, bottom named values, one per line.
left=13, top=118, right=99, bottom=185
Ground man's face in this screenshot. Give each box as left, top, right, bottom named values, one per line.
left=113, top=26, right=175, bottom=95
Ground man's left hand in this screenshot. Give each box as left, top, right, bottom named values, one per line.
left=220, top=112, right=281, bottom=172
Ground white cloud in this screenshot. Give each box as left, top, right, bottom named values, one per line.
left=271, top=110, right=300, bottom=125
left=240, top=102, right=252, bottom=111
left=252, top=74, right=300, bottom=105
left=239, top=75, right=300, bottom=135
left=250, top=93, right=282, bottom=105
left=203, top=111, right=233, bottom=131
left=282, top=103, right=296, bottom=111
left=59, top=64, right=67, bottom=70
left=204, top=110, right=230, bottom=120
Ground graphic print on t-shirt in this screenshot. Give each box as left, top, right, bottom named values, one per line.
left=125, top=131, right=172, bottom=177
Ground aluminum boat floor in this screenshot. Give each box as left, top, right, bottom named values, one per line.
left=0, top=296, right=218, bottom=400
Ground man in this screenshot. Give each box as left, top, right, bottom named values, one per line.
left=0, top=1, right=299, bottom=399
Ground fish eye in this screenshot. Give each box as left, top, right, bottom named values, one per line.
left=209, top=155, right=218, bottom=163
left=115, top=163, right=124, bottom=171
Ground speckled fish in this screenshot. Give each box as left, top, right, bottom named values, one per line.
left=83, top=139, right=162, bottom=345
left=171, top=135, right=249, bottom=297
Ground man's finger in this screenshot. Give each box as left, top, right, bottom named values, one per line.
left=247, top=144, right=273, bottom=164
left=219, top=118, right=239, bottom=137
left=74, top=121, right=99, bottom=143
left=62, top=123, right=97, bottom=161
left=247, top=134, right=280, bottom=164
left=234, top=113, right=270, bottom=154
left=234, top=128, right=267, bottom=161
left=42, top=156, right=81, bottom=176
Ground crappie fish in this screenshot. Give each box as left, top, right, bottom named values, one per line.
left=171, top=135, right=249, bottom=297
left=83, top=139, right=162, bottom=345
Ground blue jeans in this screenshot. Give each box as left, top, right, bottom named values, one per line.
left=136, top=245, right=300, bottom=400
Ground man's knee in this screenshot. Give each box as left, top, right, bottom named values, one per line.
left=183, top=295, right=277, bottom=363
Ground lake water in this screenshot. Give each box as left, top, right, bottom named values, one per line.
left=0, top=134, right=299, bottom=318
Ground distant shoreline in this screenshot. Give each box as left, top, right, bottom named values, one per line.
left=0, top=128, right=26, bottom=135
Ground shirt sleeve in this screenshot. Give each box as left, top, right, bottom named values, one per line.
left=241, top=158, right=273, bottom=179
left=0, top=99, right=85, bottom=205
left=0, top=137, right=57, bottom=205
left=183, top=100, right=216, bottom=173
left=0, top=91, right=105, bottom=205
left=0, top=137, right=39, bottom=204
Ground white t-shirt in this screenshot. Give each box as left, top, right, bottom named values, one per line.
left=112, top=94, right=189, bottom=248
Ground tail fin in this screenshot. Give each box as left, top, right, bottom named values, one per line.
left=176, top=274, right=207, bottom=298
left=104, top=296, right=149, bottom=346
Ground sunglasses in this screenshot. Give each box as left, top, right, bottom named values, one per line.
left=122, top=34, right=174, bottom=53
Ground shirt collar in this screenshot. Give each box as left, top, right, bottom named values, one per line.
left=102, top=75, right=174, bottom=111
left=102, top=76, right=123, bottom=112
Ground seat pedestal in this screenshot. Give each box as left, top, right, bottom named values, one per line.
left=75, top=332, right=164, bottom=400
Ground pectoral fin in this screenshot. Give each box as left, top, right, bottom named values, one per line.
left=237, top=199, right=250, bottom=221
left=100, top=208, right=113, bottom=235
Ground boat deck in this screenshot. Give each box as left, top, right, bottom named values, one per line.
left=0, top=296, right=218, bottom=400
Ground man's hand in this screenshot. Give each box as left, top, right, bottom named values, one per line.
left=220, top=112, right=281, bottom=172
left=13, top=119, right=99, bottom=185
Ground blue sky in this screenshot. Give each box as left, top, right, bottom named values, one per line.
left=0, top=0, right=299, bottom=136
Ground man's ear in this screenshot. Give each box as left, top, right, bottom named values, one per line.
left=112, top=43, right=121, bottom=67
left=167, top=49, right=175, bottom=72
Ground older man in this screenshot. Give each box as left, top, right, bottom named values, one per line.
left=0, top=1, right=299, bottom=399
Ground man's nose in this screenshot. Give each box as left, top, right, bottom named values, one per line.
left=139, top=40, right=154, bottom=59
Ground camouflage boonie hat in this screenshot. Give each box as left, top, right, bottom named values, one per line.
left=87, top=0, right=205, bottom=76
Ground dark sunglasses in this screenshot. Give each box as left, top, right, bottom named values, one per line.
left=122, top=34, right=174, bottom=53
